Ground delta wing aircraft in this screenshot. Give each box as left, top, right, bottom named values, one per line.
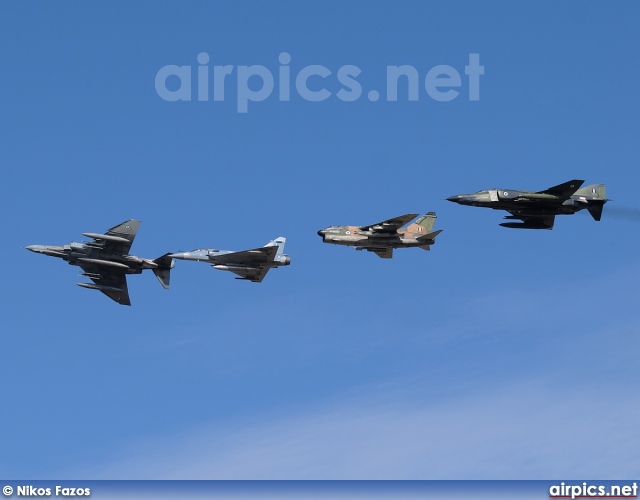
left=170, top=237, right=290, bottom=282
left=447, top=180, right=608, bottom=229
left=26, top=220, right=174, bottom=305
left=317, top=212, right=442, bottom=258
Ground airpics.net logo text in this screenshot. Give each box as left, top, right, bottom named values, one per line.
left=154, top=52, right=484, bottom=113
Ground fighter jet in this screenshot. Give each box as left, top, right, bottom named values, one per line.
left=170, top=237, right=290, bottom=282
left=447, top=180, right=608, bottom=229
left=26, top=220, right=174, bottom=305
left=317, top=212, right=442, bottom=258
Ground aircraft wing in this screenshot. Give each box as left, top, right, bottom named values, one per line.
left=501, top=212, right=555, bottom=229
left=536, top=180, right=584, bottom=198
left=85, top=220, right=141, bottom=256
left=359, top=214, right=419, bottom=233
left=78, top=262, right=131, bottom=305
left=211, top=245, right=278, bottom=266
left=229, top=266, right=271, bottom=283
left=369, top=248, right=393, bottom=259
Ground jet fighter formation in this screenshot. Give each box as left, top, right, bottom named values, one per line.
left=447, top=179, right=607, bottom=230
left=26, top=221, right=290, bottom=305
left=25, top=179, right=608, bottom=305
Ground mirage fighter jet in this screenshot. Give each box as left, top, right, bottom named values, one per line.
left=447, top=180, right=608, bottom=229
left=170, top=237, right=290, bottom=282
left=26, top=220, right=174, bottom=305
left=317, top=213, right=442, bottom=258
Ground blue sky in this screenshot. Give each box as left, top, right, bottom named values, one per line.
left=1, top=1, right=639, bottom=479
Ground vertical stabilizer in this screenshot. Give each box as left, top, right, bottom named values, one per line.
left=574, top=184, right=607, bottom=221
left=575, top=184, right=606, bottom=200
left=406, top=212, right=437, bottom=233
left=265, top=237, right=287, bottom=256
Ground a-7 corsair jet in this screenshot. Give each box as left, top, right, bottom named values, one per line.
left=317, top=212, right=442, bottom=258
left=170, top=237, right=290, bottom=282
left=26, top=220, right=174, bottom=305
left=447, top=179, right=607, bottom=229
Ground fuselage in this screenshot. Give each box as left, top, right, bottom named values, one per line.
left=317, top=227, right=434, bottom=249
left=447, top=189, right=593, bottom=216
left=26, top=243, right=160, bottom=274
left=170, top=249, right=291, bottom=267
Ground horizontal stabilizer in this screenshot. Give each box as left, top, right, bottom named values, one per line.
left=417, top=229, right=443, bottom=242
left=587, top=202, right=605, bottom=221
left=153, top=268, right=171, bottom=289
left=152, top=253, right=174, bottom=289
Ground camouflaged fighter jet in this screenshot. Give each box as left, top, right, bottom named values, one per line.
left=26, top=220, right=174, bottom=306
left=447, top=180, right=608, bottom=229
left=169, top=237, right=290, bottom=282
left=317, top=213, right=442, bottom=258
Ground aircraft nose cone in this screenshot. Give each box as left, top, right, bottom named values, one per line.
left=25, top=245, right=40, bottom=252
left=446, top=196, right=461, bottom=203
left=317, top=229, right=325, bottom=236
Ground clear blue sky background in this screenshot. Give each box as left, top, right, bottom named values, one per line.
left=1, top=1, right=639, bottom=479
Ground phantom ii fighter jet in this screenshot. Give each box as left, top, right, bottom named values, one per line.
left=447, top=180, right=607, bottom=229
left=317, top=213, right=442, bottom=258
left=26, top=220, right=174, bottom=305
left=170, top=237, right=290, bottom=282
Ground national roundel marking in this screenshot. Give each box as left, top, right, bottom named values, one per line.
left=345, top=230, right=351, bottom=235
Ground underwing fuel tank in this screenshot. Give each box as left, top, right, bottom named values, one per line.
left=82, top=233, right=132, bottom=244
left=212, top=265, right=259, bottom=272
left=77, top=258, right=130, bottom=269
left=76, top=283, right=125, bottom=293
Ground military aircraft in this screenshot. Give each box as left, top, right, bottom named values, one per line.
left=447, top=180, right=607, bottom=229
left=170, top=237, right=290, bottom=282
left=317, top=213, right=442, bottom=258
left=26, top=220, right=174, bottom=305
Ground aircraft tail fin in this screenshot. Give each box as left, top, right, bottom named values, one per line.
left=575, top=183, right=606, bottom=200
left=573, top=184, right=606, bottom=221
left=152, top=253, right=175, bottom=289
left=407, top=212, right=437, bottom=233
left=265, top=237, right=286, bottom=256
